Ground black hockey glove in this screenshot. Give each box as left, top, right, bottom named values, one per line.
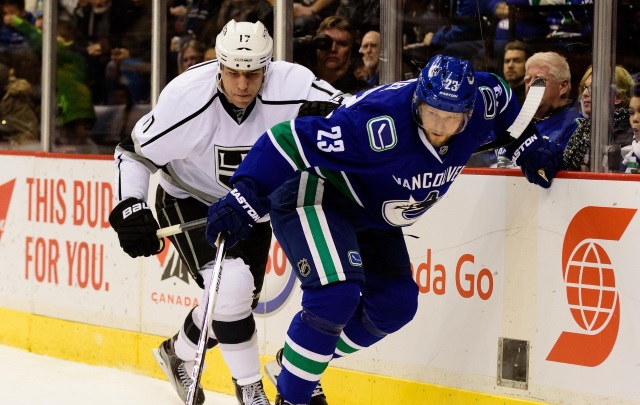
left=109, top=198, right=164, bottom=258
left=297, top=100, right=341, bottom=117
left=206, top=182, right=270, bottom=248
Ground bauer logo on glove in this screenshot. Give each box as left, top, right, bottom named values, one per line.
left=109, top=197, right=164, bottom=258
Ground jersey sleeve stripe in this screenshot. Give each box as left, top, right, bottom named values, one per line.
left=267, top=120, right=312, bottom=170
left=141, top=94, right=219, bottom=147
left=267, top=121, right=308, bottom=171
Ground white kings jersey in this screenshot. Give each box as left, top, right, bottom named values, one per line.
left=113, top=60, right=341, bottom=204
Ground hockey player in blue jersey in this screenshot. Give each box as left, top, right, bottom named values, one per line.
left=205, top=54, right=559, bottom=404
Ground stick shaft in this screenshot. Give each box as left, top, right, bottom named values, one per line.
left=156, top=218, right=207, bottom=239
left=185, top=234, right=227, bottom=405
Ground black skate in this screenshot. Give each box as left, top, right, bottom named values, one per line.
left=264, top=348, right=328, bottom=405
left=275, top=394, right=294, bottom=405
left=152, top=334, right=205, bottom=405
left=233, top=376, right=270, bottom=405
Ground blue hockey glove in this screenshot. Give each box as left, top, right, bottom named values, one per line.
left=518, top=139, right=563, bottom=189
left=206, top=182, right=270, bottom=248
left=504, top=123, right=561, bottom=188
left=109, top=198, right=164, bottom=258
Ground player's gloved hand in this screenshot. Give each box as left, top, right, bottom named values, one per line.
left=109, top=198, right=164, bottom=257
left=518, top=140, right=563, bottom=189
left=504, top=123, right=561, bottom=188
left=206, top=181, right=270, bottom=248
left=297, top=100, right=341, bottom=117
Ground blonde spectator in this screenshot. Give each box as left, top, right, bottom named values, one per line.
left=563, top=65, right=634, bottom=172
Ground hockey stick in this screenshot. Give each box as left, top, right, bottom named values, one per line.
left=473, top=77, right=546, bottom=155
left=185, top=233, right=228, bottom=405
left=156, top=218, right=207, bottom=238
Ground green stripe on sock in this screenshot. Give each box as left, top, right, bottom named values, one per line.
left=284, top=343, right=328, bottom=376
left=336, top=337, right=359, bottom=354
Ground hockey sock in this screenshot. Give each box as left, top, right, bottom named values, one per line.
left=175, top=306, right=218, bottom=361
left=278, top=281, right=360, bottom=404
left=335, top=274, right=419, bottom=358
left=217, top=330, right=261, bottom=380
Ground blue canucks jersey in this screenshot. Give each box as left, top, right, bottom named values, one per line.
left=232, top=72, right=519, bottom=229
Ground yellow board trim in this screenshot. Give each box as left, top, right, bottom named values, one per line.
left=0, top=307, right=545, bottom=404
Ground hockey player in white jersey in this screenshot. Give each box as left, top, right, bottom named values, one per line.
left=108, top=20, right=341, bottom=405
left=204, top=54, right=560, bottom=404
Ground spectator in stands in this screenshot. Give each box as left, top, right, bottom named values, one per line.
left=416, top=0, right=495, bottom=61
left=0, top=62, right=38, bottom=146
left=502, top=40, right=531, bottom=106
left=524, top=51, right=582, bottom=150
left=494, top=51, right=581, bottom=168
left=0, top=0, right=35, bottom=50
left=563, top=65, right=634, bottom=172
left=6, top=13, right=97, bottom=153
left=334, top=0, right=379, bottom=33
left=108, top=0, right=153, bottom=104
left=314, top=16, right=371, bottom=95
left=293, top=0, right=339, bottom=35
left=359, top=30, right=380, bottom=87
left=622, top=87, right=640, bottom=174
left=170, top=0, right=220, bottom=45
left=0, top=0, right=40, bottom=87
left=177, top=38, right=205, bottom=75
left=74, top=0, right=116, bottom=104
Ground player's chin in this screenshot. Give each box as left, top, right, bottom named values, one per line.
left=426, top=132, right=450, bottom=147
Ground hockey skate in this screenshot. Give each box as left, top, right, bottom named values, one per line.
left=274, top=394, right=294, bottom=405
left=152, top=334, right=205, bottom=405
left=233, top=376, right=271, bottom=405
left=264, top=348, right=328, bottom=405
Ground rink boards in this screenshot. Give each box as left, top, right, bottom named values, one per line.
left=1, top=152, right=640, bottom=405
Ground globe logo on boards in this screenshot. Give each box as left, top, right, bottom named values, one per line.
left=564, top=240, right=617, bottom=335
left=547, top=206, right=636, bottom=367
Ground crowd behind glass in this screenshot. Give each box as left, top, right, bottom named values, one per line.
left=0, top=0, right=638, bottom=174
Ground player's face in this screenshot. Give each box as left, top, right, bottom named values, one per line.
left=419, top=103, right=464, bottom=147
left=503, top=49, right=526, bottom=85
left=220, top=66, right=265, bottom=108
left=629, top=96, right=640, bottom=142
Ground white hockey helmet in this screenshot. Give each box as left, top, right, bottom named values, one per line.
left=215, top=20, right=273, bottom=70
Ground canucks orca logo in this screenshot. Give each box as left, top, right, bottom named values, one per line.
left=382, top=190, right=440, bottom=226
left=479, top=86, right=497, bottom=119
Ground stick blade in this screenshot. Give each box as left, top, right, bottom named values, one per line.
left=507, top=78, right=545, bottom=139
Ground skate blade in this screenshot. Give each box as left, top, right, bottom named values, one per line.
left=152, top=348, right=176, bottom=387
left=264, top=359, right=280, bottom=387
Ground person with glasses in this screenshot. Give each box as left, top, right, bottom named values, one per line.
left=494, top=51, right=582, bottom=169
left=563, top=65, right=634, bottom=172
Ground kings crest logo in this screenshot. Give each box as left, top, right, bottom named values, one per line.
left=367, top=116, right=397, bottom=152
left=215, top=145, right=251, bottom=190
left=297, top=258, right=311, bottom=277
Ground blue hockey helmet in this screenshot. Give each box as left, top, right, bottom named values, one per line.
left=413, top=55, right=476, bottom=133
